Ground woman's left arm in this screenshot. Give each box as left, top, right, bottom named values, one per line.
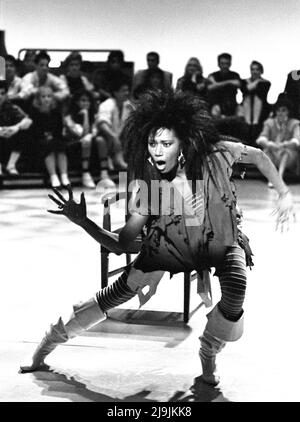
left=234, top=143, right=295, bottom=229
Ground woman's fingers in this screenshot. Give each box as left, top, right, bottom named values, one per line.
left=80, top=192, right=86, bottom=206
left=52, top=187, right=67, bottom=203
left=48, top=194, right=64, bottom=208
left=66, top=185, right=73, bottom=201
left=47, top=210, right=64, bottom=215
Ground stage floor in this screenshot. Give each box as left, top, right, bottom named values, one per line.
left=1, top=179, right=300, bottom=402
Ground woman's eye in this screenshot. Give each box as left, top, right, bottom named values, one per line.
left=163, top=143, right=171, bottom=147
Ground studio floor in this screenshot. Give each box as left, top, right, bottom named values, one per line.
left=1, top=178, right=300, bottom=402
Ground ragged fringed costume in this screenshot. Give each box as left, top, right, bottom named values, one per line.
left=123, top=141, right=254, bottom=310
left=21, top=91, right=254, bottom=384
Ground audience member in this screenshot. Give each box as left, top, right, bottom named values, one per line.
left=176, top=57, right=210, bottom=101
left=0, top=80, right=32, bottom=176
left=29, top=87, right=70, bottom=188
left=284, top=68, right=300, bottom=119
left=132, top=51, right=172, bottom=98
left=64, top=89, right=114, bottom=189
left=208, top=53, right=248, bottom=139
left=256, top=94, right=300, bottom=186
left=92, top=50, right=129, bottom=103
left=240, top=61, right=271, bottom=145
left=19, top=50, right=37, bottom=77
left=207, top=53, right=241, bottom=116
left=60, top=52, right=94, bottom=97
left=4, top=55, right=23, bottom=103
left=96, top=79, right=131, bottom=174
left=19, top=51, right=70, bottom=104
left=133, top=67, right=170, bottom=98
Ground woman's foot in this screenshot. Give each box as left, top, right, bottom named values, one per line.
left=113, top=152, right=127, bottom=170
left=82, top=171, right=96, bottom=188
left=50, top=174, right=61, bottom=188
left=19, top=361, right=50, bottom=373
left=98, top=174, right=116, bottom=190
left=60, top=173, right=71, bottom=188
left=107, top=157, right=115, bottom=172
left=6, top=166, right=19, bottom=176
left=199, top=355, right=221, bottom=386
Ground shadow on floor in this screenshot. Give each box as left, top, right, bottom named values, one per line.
left=87, top=309, right=195, bottom=348
left=29, top=369, right=230, bottom=402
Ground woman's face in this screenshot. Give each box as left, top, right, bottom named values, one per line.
left=148, top=128, right=181, bottom=174
left=276, top=106, right=289, bottom=123
left=5, top=61, right=16, bottom=78
left=40, top=89, right=53, bottom=108
left=36, top=59, right=49, bottom=77
left=149, top=74, right=162, bottom=89
left=250, top=64, right=261, bottom=80
left=78, top=95, right=91, bottom=110
left=114, top=84, right=130, bottom=103
left=186, top=60, right=200, bottom=75
left=68, top=60, right=81, bottom=77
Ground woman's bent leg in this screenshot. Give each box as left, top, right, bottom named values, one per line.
left=20, top=268, right=137, bottom=373
left=199, top=245, right=247, bottom=385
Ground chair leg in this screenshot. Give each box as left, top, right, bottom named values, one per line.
left=101, top=252, right=109, bottom=289
left=183, top=272, right=191, bottom=323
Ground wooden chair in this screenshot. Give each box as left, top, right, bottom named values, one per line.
left=100, top=191, right=197, bottom=323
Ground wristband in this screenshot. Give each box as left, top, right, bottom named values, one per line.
left=278, top=190, right=290, bottom=198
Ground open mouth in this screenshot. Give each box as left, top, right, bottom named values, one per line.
left=155, top=160, right=167, bottom=171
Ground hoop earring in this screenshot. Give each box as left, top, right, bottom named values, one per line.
left=148, top=156, right=154, bottom=166
left=178, top=151, right=186, bottom=168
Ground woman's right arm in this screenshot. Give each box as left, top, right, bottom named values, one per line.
left=48, top=187, right=148, bottom=255
left=64, top=115, right=84, bottom=138
left=80, top=212, right=147, bottom=254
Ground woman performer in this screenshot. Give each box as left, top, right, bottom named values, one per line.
left=20, top=91, right=295, bottom=385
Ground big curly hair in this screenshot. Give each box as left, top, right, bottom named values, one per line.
left=123, top=90, right=223, bottom=183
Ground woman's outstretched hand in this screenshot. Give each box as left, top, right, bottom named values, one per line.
left=48, top=186, right=87, bottom=226
left=272, top=191, right=296, bottom=232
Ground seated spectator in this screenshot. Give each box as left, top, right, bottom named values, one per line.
left=240, top=60, right=271, bottom=145
left=29, top=87, right=70, bottom=188
left=4, top=55, right=23, bottom=103
left=208, top=53, right=248, bottom=139
left=92, top=50, right=129, bottom=103
left=0, top=80, right=32, bottom=176
left=19, top=50, right=37, bottom=77
left=283, top=68, right=300, bottom=119
left=60, top=52, right=94, bottom=97
left=132, top=52, right=172, bottom=98
left=96, top=79, right=131, bottom=175
left=133, top=68, right=170, bottom=98
left=64, top=89, right=115, bottom=189
left=176, top=57, right=210, bottom=101
left=19, top=50, right=70, bottom=104
left=207, top=53, right=241, bottom=116
left=256, top=95, right=300, bottom=186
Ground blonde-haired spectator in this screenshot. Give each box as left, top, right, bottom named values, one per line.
left=176, top=57, right=210, bottom=100
left=29, top=86, right=69, bottom=188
